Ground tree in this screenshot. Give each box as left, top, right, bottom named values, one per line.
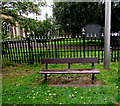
left=1, top=1, right=45, bottom=39
left=53, top=2, right=120, bottom=35
left=111, top=2, right=120, bottom=32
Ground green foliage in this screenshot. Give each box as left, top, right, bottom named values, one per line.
left=53, top=2, right=105, bottom=34
left=1, top=1, right=44, bottom=16
left=111, top=2, right=120, bottom=32
left=1, top=1, right=46, bottom=39
left=16, top=17, right=59, bottom=39
left=35, top=18, right=59, bottom=39
left=53, top=2, right=120, bottom=33
left=1, top=1, right=58, bottom=40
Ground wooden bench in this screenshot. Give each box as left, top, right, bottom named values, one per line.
left=38, top=58, right=100, bottom=83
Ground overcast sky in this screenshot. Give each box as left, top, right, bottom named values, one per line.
left=40, top=0, right=53, bottom=20
left=24, top=0, right=53, bottom=21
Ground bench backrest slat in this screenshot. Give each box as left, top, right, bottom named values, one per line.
left=42, top=58, right=98, bottom=64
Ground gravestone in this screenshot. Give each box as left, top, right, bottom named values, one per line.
left=83, top=24, right=103, bottom=39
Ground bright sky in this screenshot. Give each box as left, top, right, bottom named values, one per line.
left=40, top=0, right=53, bottom=20
left=24, top=0, right=53, bottom=21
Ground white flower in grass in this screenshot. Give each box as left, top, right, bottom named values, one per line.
left=46, top=98, right=48, bottom=101
left=8, top=99, right=10, bottom=101
left=33, top=97, right=35, bottom=99
left=83, top=102, right=86, bottom=104
left=81, top=97, right=83, bottom=99
left=47, top=90, right=50, bottom=92
left=89, top=89, right=91, bottom=91
left=75, top=92, right=77, bottom=93
left=104, top=98, right=107, bottom=101
left=49, top=93, right=52, bottom=96
left=59, top=103, right=62, bottom=104
left=69, top=94, right=75, bottom=98
left=53, top=93, right=56, bottom=96
left=19, top=96, right=21, bottom=98
left=72, top=94, right=75, bottom=97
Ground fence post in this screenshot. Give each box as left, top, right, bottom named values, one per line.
left=27, top=36, right=34, bottom=64
left=82, top=28, right=86, bottom=58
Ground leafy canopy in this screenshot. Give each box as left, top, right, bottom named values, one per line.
left=53, top=2, right=120, bottom=34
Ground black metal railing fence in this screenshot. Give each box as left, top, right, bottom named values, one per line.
left=2, top=33, right=120, bottom=64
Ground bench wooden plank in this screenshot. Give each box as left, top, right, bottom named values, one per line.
left=39, top=58, right=100, bottom=83
left=42, top=58, right=98, bottom=64
left=39, top=69, right=100, bottom=74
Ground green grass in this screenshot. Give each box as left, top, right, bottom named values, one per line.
left=2, top=62, right=119, bottom=104
left=46, top=38, right=102, bottom=46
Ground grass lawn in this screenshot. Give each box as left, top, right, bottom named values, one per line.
left=45, top=38, right=101, bottom=46
left=2, top=61, right=119, bottom=104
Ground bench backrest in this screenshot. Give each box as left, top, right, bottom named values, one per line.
left=42, top=58, right=98, bottom=64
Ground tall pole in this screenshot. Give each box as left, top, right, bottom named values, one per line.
left=104, top=0, right=111, bottom=70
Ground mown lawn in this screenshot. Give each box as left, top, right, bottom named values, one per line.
left=2, top=61, right=119, bottom=104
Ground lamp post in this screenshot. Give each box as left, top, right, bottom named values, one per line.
left=104, top=0, right=111, bottom=70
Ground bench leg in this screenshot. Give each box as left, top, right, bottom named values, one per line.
left=44, top=74, right=47, bottom=81
left=92, top=74, right=95, bottom=84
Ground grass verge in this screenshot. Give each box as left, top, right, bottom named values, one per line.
left=2, top=62, right=119, bottom=104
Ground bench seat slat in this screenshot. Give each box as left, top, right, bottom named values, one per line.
left=39, top=69, right=100, bottom=74
left=42, top=58, right=98, bottom=64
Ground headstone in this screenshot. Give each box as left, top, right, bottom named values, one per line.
left=83, top=24, right=103, bottom=39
